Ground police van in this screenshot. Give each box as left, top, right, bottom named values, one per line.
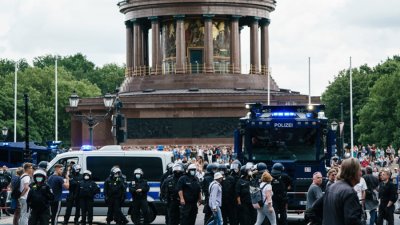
left=46, top=145, right=173, bottom=222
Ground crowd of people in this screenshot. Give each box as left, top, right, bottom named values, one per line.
left=0, top=145, right=399, bottom=225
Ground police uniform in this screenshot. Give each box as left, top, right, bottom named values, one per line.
left=27, top=170, right=54, bottom=225
left=161, top=163, right=184, bottom=225
left=160, top=163, right=173, bottom=225
left=104, top=167, right=128, bottom=225
left=235, top=175, right=256, bottom=225
left=271, top=164, right=291, bottom=225
left=129, top=168, right=150, bottom=225
left=202, top=172, right=214, bottom=225
left=63, top=165, right=82, bottom=225
left=221, top=173, right=237, bottom=225
left=0, top=170, right=11, bottom=217
left=177, top=164, right=201, bottom=225
left=78, top=170, right=100, bottom=225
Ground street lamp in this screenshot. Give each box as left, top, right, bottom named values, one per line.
left=2, top=127, right=8, bottom=141
left=331, top=120, right=338, bottom=132
left=69, top=91, right=119, bottom=146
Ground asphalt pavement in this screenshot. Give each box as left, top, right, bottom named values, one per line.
left=1, top=209, right=399, bottom=225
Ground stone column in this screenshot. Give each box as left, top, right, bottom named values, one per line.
left=132, top=19, right=139, bottom=76
left=143, top=27, right=149, bottom=73
left=137, top=22, right=143, bottom=75
left=175, top=15, right=186, bottom=74
left=150, top=16, right=161, bottom=75
left=250, top=17, right=260, bottom=74
left=230, top=16, right=240, bottom=74
left=125, top=21, right=133, bottom=77
left=204, top=14, right=214, bottom=73
left=261, top=18, right=270, bottom=75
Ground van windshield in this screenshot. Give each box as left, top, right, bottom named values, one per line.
left=86, top=156, right=163, bottom=182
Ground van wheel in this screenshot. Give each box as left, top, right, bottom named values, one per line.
left=129, top=203, right=157, bottom=224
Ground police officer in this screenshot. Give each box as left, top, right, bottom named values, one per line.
left=161, top=163, right=184, bottom=225
left=78, top=170, right=100, bottom=225
left=236, top=164, right=256, bottom=225
left=104, top=167, right=128, bottom=225
left=270, top=163, right=291, bottom=225
left=0, top=168, right=12, bottom=217
left=129, top=168, right=150, bottom=225
left=160, top=162, right=174, bottom=225
left=202, top=163, right=218, bottom=225
left=38, top=161, right=48, bottom=172
left=220, top=164, right=237, bottom=225
left=177, top=163, right=202, bottom=225
left=27, top=169, right=54, bottom=225
left=63, top=164, right=82, bottom=225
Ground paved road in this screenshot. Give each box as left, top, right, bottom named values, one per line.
left=1, top=211, right=399, bottom=225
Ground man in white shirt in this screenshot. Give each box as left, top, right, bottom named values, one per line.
left=19, top=163, right=33, bottom=225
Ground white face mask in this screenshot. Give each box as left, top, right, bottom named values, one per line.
left=189, top=170, right=196, bottom=176
left=35, top=177, right=44, bottom=182
left=84, top=175, right=90, bottom=180
left=135, top=174, right=141, bottom=179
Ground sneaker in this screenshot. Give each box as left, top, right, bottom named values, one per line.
left=395, top=208, right=400, bottom=214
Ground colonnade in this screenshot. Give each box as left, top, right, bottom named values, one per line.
left=125, top=16, right=270, bottom=76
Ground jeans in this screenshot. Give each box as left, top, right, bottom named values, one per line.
left=207, top=207, right=223, bottom=225
left=369, top=209, right=377, bottom=225
left=255, top=204, right=276, bottom=225
left=18, top=198, right=29, bottom=225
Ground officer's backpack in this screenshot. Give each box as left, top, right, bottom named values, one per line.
left=271, top=175, right=286, bottom=200
left=250, top=183, right=268, bottom=209
left=10, top=175, right=28, bottom=200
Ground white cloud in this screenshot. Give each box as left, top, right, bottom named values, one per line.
left=0, top=0, right=399, bottom=95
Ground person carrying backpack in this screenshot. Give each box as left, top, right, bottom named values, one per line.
left=270, top=163, right=291, bottom=225
left=27, top=169, right=54, bottom=225
left=254, top=171, right=276, bottom=225
left=78, top=170, right=100, bottom=225
left=10, top=167, right=23, bottom=225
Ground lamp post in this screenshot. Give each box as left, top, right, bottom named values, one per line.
left=2, top=127, right=8, bottom=141
left=331, top=120, right=338, bottom=156
left=69, top=91, right=116, bottom=146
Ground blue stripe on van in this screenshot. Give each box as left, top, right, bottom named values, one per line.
left=61, top=181, right=161, bottom=201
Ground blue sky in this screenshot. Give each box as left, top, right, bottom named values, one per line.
left=1, top=0, right=399, bottom=95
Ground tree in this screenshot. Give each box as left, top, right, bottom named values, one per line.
left=0, top=58, right=30, bottom=76
left=0, top=66, right=101, bottom=145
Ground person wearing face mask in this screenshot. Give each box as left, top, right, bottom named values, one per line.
left=177, top=163, right=202, bottom=225
left=219, top=164, right=236, bottom=225
left=63, top=164, right=83, bottom=225
left=129, top=168, right=150, bottom=225
left=104, top=167, right=128, bottom=225
left=77, top=170, right=100, bottom=225
left=161, top=163, right=184, bottom=225
left=27, top=169, right=54, bottom=225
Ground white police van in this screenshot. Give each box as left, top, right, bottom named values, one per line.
left=46, top=145, right=173, bottom=222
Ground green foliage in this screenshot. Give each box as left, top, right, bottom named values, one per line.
left=322, top=56, right=400, bottom=148
left=0, top=53, right=125, bottom=146
left=0, top=66, right=101, bottom=145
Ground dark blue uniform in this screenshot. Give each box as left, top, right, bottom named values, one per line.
left=129, top=177, right=150, bottom=224
left=177, top=174, right=201, bottom=225
left=77, top=179, right=100, bottom=225
left=27, top=182, right=54, bottom=225
left=63, top=173, right=82, bottom=225
left=161, top=174, right=181, bottom=225
left=104, top=176, right=127, bottom=225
